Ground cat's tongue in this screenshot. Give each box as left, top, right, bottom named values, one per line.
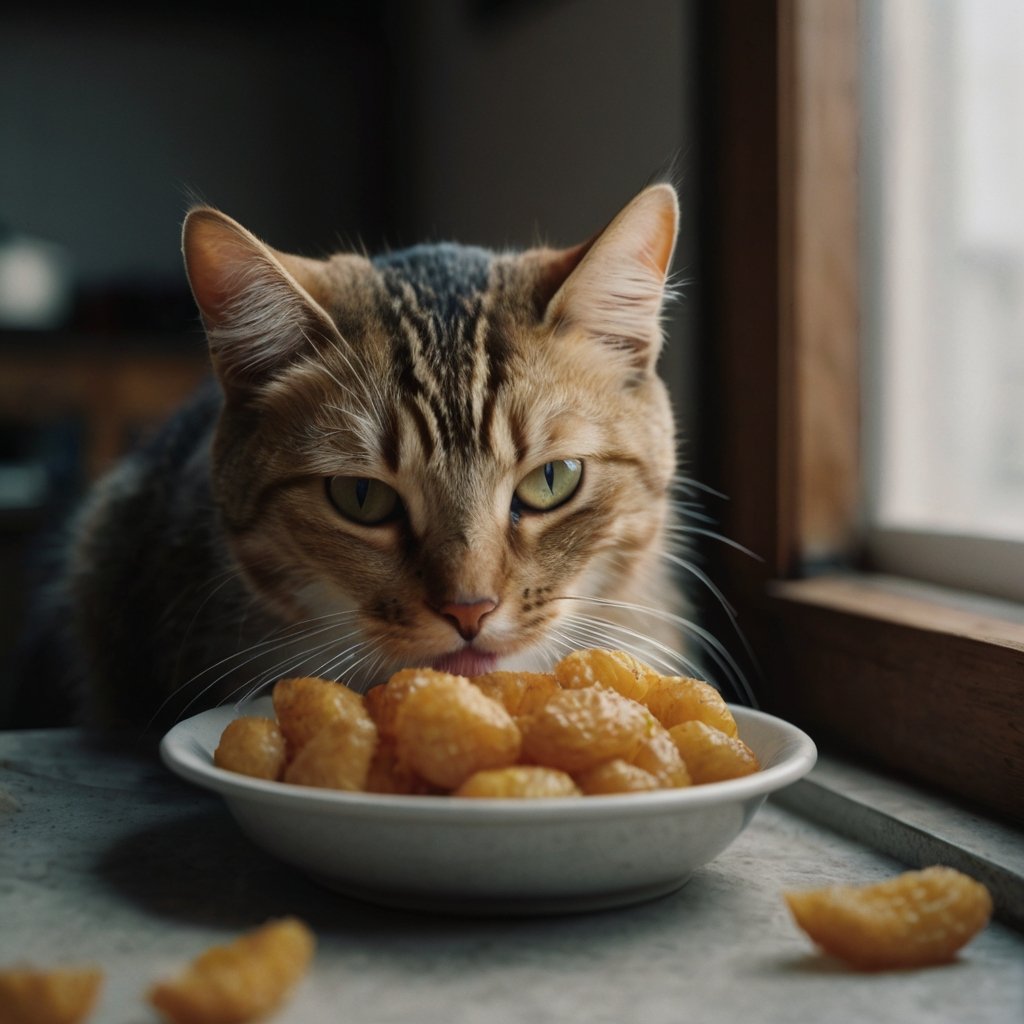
left=430, top=650, right=498, bottom=677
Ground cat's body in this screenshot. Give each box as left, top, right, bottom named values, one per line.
left=18, top=185, right=695, bottom=731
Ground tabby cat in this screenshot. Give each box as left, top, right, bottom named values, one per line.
left=20, top=184, right=708, bottom=731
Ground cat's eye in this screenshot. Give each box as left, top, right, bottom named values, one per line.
left=327, top=476, right=400, bottom=525
left=514, top=459, right=583, bottom=512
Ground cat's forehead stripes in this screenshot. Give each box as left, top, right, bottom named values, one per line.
left=371, top=246, right=517, bottom=460
left=372, top=243, right=492, bottom=314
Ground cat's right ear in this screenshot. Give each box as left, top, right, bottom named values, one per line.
left=182, top=207, right=341, bottom=398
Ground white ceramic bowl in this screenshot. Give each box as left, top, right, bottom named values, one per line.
left=161, top=698, right=816, bottom=914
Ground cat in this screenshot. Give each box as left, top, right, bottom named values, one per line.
left=16, top=184, right=721, bottom=732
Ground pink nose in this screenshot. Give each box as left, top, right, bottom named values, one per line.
left=436, top=598, right=498, bottom=641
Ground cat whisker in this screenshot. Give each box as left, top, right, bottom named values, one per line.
left=558, top=595, right=757, bottom=707
left=148, top=611, right=363, bottom=728
left=329, top=641, right=390, bottom=693
left=666, top=524, right=763, bottom=562
left=530, top=629, right=577, bottom=667
left=670, top=474, right=728, bottom=501
left=656, top=550, right=738, bottom=621
left=558, top=613, right=707, bottom=679
left=340, top=646, right=390, bottom=693
left=206, top=623, right=371, bottom=716
left=664, top=504, right=718, bottom=527
left=167, top=587, right=245, bottom=699
left=286, top=635, right=374, bottom=693
left=659, top=528, right=764, bottom=685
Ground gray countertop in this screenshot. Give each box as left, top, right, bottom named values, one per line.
left=1, top=728, right=1022, bottom=1024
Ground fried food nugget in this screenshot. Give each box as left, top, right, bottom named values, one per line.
left=520, top=686, right=654, bottom=774
left=574, top=759, right=660, bottom=795
left=643, top=675, right=738, bottom=737
left=454, top=765, right=581, bottom=798
left=785, top=867, right=993, bottom=970
left=394, top=672, right=522, bottom=789
left=363, top=669, right=431, bottom=739
left=469, top=671, right=559, bottom=720
left=553, top=648, right=654, bottom=702
left=629, top=722, right=692, bottom=788
left=220, top=652, right=761, bottom=798
left=271, top=676, right=367, bottom=753
left=0, top=965, right=102, bottom=1024
left=364, top=738, right=434, bottom=795
left=283, top=715, right=378, bottom=791
left=668, top=720, right=760, bottom=783
left=213, top=717, right=287, bottom=781
left=148, top=918, right=314, bottom=1024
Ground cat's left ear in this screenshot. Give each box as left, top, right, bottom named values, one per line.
left=542, top=184, right=679, bottom=374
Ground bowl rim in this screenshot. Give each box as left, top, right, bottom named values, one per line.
left=160, top=701, right=817, bottom=824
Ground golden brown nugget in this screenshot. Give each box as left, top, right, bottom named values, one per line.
left=643, top=675, right=738, bottom=737
left=364, top=737, right=434, bottom=795
left=0, top=966, right=102, bottom=1024
left=785, top=867, right=993, bottom=970
left=553, top=648, right=654, bottom=702
left=629, top=721, right=692, bottom=788
left=362, top=682, right=390, bottom=734
left=394, top=673, right=521, bottom=789
left=470, top=671, right=559, bottom=719
left=148, top=918, right=314, bottom=1024
left=668, top=720, right=760, bottom=784
left=574, top=759, right=660, bottom=795
left=271, top=676, right=368, bottom=753
left=214, top=717, right=287, bottom=781
left=363, top=668, right=435, bottom=739
left=520, top=686, right=653, bottom=774
left=283, top=715, right=378, bottom=791
left=454, top=765, right=581, bottom=798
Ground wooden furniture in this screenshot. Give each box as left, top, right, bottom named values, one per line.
left=697, top=0, right=1023, bottom=823
left=0, top=335, right=209, bottom=480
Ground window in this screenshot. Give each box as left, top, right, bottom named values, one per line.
left=863, top=0, right=1024, bottom=602
left=696, top=0, right=1022, bottom=825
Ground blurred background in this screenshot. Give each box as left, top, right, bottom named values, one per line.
left=0, top=0, right=705, bottom=716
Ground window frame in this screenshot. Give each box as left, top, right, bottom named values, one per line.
left=695, top=0, right=1023, bottom=825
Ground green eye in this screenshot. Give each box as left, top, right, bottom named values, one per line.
left=327, top=476, right=400, bottom=525
left=514, top=459, right=583, bottom=511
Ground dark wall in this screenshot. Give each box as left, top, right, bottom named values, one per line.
left=0, top=6, right=399, bottom=303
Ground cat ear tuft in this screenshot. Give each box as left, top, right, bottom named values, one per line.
left=543, top=184, right=679, bottom=374
left=182, top=207, right=339, bottom=396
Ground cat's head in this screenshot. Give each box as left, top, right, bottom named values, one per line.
left=182, top=186, right=680, bottom=688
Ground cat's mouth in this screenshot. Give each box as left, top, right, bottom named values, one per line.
left=429, top=648, right=499, bottom=677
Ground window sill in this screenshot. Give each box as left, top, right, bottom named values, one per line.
left=755, top=573, right=1024, bottom=825
left=773, top=750, right=1024, bottom=930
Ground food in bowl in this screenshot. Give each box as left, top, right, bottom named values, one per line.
left=213, top=649, right=760, bottom=797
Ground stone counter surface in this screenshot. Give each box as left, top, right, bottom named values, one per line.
left=1, top=729, right=1021, bottom=1024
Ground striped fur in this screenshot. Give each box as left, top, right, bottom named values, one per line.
left=19, top=186, right=692, bottom=730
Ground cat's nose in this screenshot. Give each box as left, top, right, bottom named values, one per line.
left=436, top=598, right=499, bottom=641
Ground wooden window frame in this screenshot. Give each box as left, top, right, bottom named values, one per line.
left=696, top=0, right=1023, bottom=824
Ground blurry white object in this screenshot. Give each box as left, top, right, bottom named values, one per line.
left=0, top=232, right=73, bottom=329
left=0, top=462, right=48, bottom=511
